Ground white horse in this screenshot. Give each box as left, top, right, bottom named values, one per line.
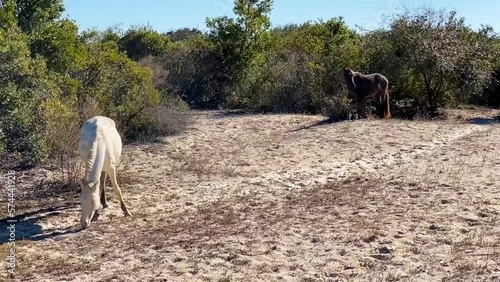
left=78, top=116, right=131, bottom=229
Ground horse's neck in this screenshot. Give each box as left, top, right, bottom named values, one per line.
left=353, top=74, right=364, bottom=88
left=84, top=138, right=106, bottom=186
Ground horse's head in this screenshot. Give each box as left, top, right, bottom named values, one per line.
left=343, top=68, right=356, bottom=89
left=79, top=178, right=100, bottom=229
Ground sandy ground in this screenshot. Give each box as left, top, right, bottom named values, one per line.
left=1, top=108, right=500, bottom=281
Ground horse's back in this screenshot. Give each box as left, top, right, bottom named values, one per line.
left=79, top=116, right=122, bottom=163
left=364, top=73, right=388, bottom=89
left=374, top=73, right=388, bottom=85
left=84, top=116, right=117, bottom=130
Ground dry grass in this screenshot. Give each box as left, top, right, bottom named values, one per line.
left=43, top=108, right=83, bottom=192
left=2, top=109, right=500, bottom=281
left=1, top=243, right=98, bottom=281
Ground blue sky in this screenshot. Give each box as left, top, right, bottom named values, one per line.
left=62, top=0, right=500, bottom=34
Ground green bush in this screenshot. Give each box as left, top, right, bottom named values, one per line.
left=361, top=7, right=499, bottom=116
left=118, top=25, right=170, bottom=61
left=0, top=27, right=56, bottom=167
left=71, top=39, right=164, bottom=141
left=0, top=2, right=193, bottom=168
left=155, top=35, right=222, bottom=109
left=29, top=18, right=87, bottom=73
left=42, top=95, right=82, bottom=188
left=225, top=18, right=362, bottom=117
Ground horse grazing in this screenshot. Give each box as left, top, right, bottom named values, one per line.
left=343, top=68, right=392, bottom=120
left=78, top=116, right=131, bottom=229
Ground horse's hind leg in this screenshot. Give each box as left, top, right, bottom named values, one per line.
left=108, top=165, right=132, bottom=216
left=375, top=93, right=384, bottom=118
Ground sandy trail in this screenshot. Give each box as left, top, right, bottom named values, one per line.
left=1, top=109, right=500, bottom=281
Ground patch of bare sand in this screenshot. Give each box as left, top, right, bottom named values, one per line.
left=2, top=109, right=500, bottom=281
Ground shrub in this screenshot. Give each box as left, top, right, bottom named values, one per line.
left=72, top=40, right=163, bottom=142
left=42, top=96, right=82, bottom=188
left=321, top=95, right=356, bottom=121
left=0, top=1, right=194, bottom=173
left=126, top=96, right=193, bottom=143
left=155, top=35, right=221, bottom=109
left=225, top=18, right=362, bottom=116
left=362, top=6, right=499, bottom=115
left=118, top=25, right=170, bottom=61
left=0, top=27, right=55, bottom=167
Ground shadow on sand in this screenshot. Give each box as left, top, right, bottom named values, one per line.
left=465, top=116, right=500, bottom=125
left=212, top=109, right=252, bottom=119
left=0, top=202, right=82, bottom=243
left=288, top=117, right=356, bottom=133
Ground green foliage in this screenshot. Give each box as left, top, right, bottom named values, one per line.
left=456, top=26, right=500, bottom=105
left=118, top=25, right=170, bottom=61
left=13, top=0, right=65, bottom=34
left=165, top=28, right=202, bottom=42
left=472, top=35, right=500, bottom=107
left=101, top=26, right=123, bottom=43
left=362, top=7, right=498, bottom=115
left=0, top=27, right=56, bottom=167
left=227, top=17, right=362, bottom=114
left=29, top=19, right=87, bottom=73
left=124, top=95, right=192, bottom=142
left=80, top=26, right=122, bottom=45
left=0, top=0, right=18, bottom=30
left=0, top=1, right=190, bottom=168
left=154, top=34, right=220, bottom=108
left=72, top=39, right=163, bottom=141
left=205, top=0, right=273, bottom=107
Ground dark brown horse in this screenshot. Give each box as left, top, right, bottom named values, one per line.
left=343, top=68, right=391, bottom=120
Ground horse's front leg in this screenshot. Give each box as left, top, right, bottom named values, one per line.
left=356, top=96, right=368, bottom=119
left=91, top=172, right=108, bottom=222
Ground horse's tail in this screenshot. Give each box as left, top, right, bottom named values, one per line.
left=384, top=88, right=392, bottom=120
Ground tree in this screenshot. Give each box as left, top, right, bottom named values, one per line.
left=12, top=0, right=64, bottom=34
left=368, top=6, right=498, bottom=114
left=204, top=0, right=273, bottom=107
